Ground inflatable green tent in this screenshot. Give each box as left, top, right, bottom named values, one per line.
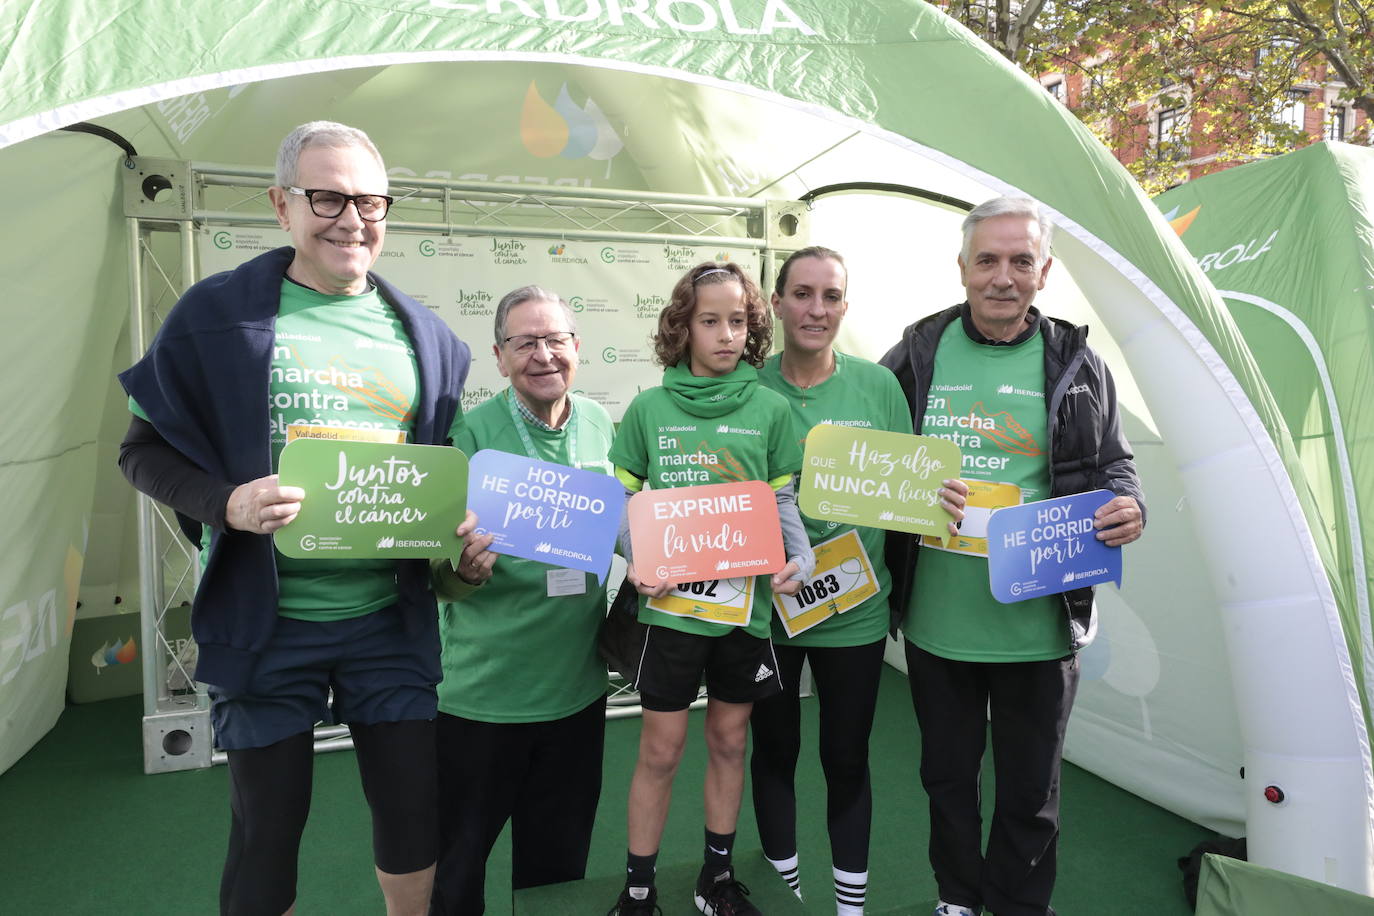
left=2, top=0, right=1370, bottom=893
left=1158, top=143, right=1374, bottom=705
left=1155, top=140, right=1374, bottom=885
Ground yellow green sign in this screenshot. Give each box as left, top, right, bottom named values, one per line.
left=798, top=424, right=961, bottom=543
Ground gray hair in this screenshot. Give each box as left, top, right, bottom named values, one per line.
left=275, top=121, right=386, bottom=188
left=494, top=286, right=578, bottom=344
left=960, top=197, right=1053, bottom=262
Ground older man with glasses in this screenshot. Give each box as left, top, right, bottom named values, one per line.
left=428, top=286, right=615, bottom=915
left=119, top=120, right=474, bottom=916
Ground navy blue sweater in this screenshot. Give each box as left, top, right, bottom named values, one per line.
left=119, top=247, right=470, bottom=693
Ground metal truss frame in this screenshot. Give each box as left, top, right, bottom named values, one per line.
left=124, top=156, right=808, bottom=772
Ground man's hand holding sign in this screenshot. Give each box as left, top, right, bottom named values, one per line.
left=1093, top=494, right=1144, bottom=547
left=986, top=489, right=1136, bottom=603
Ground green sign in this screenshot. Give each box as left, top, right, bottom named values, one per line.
left=799, top=424, right=961, bottom=544
left=275, top=438, right=468, bottom=561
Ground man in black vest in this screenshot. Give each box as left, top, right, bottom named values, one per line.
left=880, top=197, right=1144, bottom=916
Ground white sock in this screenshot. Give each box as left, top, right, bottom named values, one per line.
left=766, top=853, right=802, bottom=899
left=935, top=903, right=976, bottom=916
left=834, top=865, right=868, bottom=915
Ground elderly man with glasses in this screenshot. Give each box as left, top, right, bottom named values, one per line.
left=428, top=286, right=615, bottom=915
left=119, top=121, right=474, bottom=916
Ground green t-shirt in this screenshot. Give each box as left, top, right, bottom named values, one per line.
left=759, top=352, right=912, bottom=647
left=907, top=320, right=1066, bottom=661
left=131, top=279, right=464, bottom=622
left=609, top=368, right=801, bottom=639
left=437, top=390, right=613, bottom=723
left=270, top=281, right=422, bottom=621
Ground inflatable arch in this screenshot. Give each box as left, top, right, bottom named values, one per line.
left=1157, top=143, right=1374, bottom=724
left=2, top=0, right=1370, bottom=892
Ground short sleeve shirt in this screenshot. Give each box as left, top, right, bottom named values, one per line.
left=907, top=319, right=1067, bottom=661
left=437, top=391, right=613, bottom=722
left=759, top=352, right=912, bottom=647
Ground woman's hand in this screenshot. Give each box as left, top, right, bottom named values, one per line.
left=940, top=477, right=970, bottom=537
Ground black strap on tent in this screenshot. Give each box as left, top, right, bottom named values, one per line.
left=801, top=182, right=975, bottom=213
left=59, top=122, right=137, bottom=165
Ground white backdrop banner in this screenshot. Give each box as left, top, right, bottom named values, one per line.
left=201, top=228, right=761, bottom=419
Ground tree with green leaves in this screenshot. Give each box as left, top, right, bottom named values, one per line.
left=937, top=1, right=1374, bottom=192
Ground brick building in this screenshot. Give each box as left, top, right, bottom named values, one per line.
left=1038, top=59, right=1370, bottom=187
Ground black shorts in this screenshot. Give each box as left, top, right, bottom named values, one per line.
left=208, top=607, right=440, bottom=750
left=635, top=625, right=783, bottom=711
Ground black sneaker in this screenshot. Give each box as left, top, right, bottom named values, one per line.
left=608, top=884, right=662, bottom=916
left=694, top=866, right=761, bottom=915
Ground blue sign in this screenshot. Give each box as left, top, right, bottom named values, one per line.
left=467, top=449, right=625, bottom=582
left=986, top=490, right=1123, bottom=604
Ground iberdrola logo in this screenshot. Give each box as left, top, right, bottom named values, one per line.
left=1159, top=204, right=1201, bottom=236
left=91, top=637, right=137, bottom=673
left=521, top=82, right=624, bottom=175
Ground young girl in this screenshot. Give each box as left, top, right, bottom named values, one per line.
left=608, top=262, right=816, bottom=916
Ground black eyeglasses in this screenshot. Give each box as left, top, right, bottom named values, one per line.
left=501, top=331, right=576, bottom=356
left=287, top=187, right=393, bottom=222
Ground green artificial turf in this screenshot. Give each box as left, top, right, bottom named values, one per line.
left=0, top=667, right=1208, bottom=914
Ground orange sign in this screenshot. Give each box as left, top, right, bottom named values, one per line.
left=627, top=480, right=784, bottom=585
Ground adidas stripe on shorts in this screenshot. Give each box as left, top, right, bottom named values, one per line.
left=635, top=625, right=784, bottom=711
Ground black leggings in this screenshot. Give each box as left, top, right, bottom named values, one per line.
left=749, top=639, right=886, bottom=872
left=220, top=719, right=438, bottom=916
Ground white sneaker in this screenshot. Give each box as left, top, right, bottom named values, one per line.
left=933, top=903, right=978, bottom=916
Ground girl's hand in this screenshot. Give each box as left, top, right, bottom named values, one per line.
left=628, top=563, right=673, bottom=599
left=771, top=560, right=802, bottom=597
